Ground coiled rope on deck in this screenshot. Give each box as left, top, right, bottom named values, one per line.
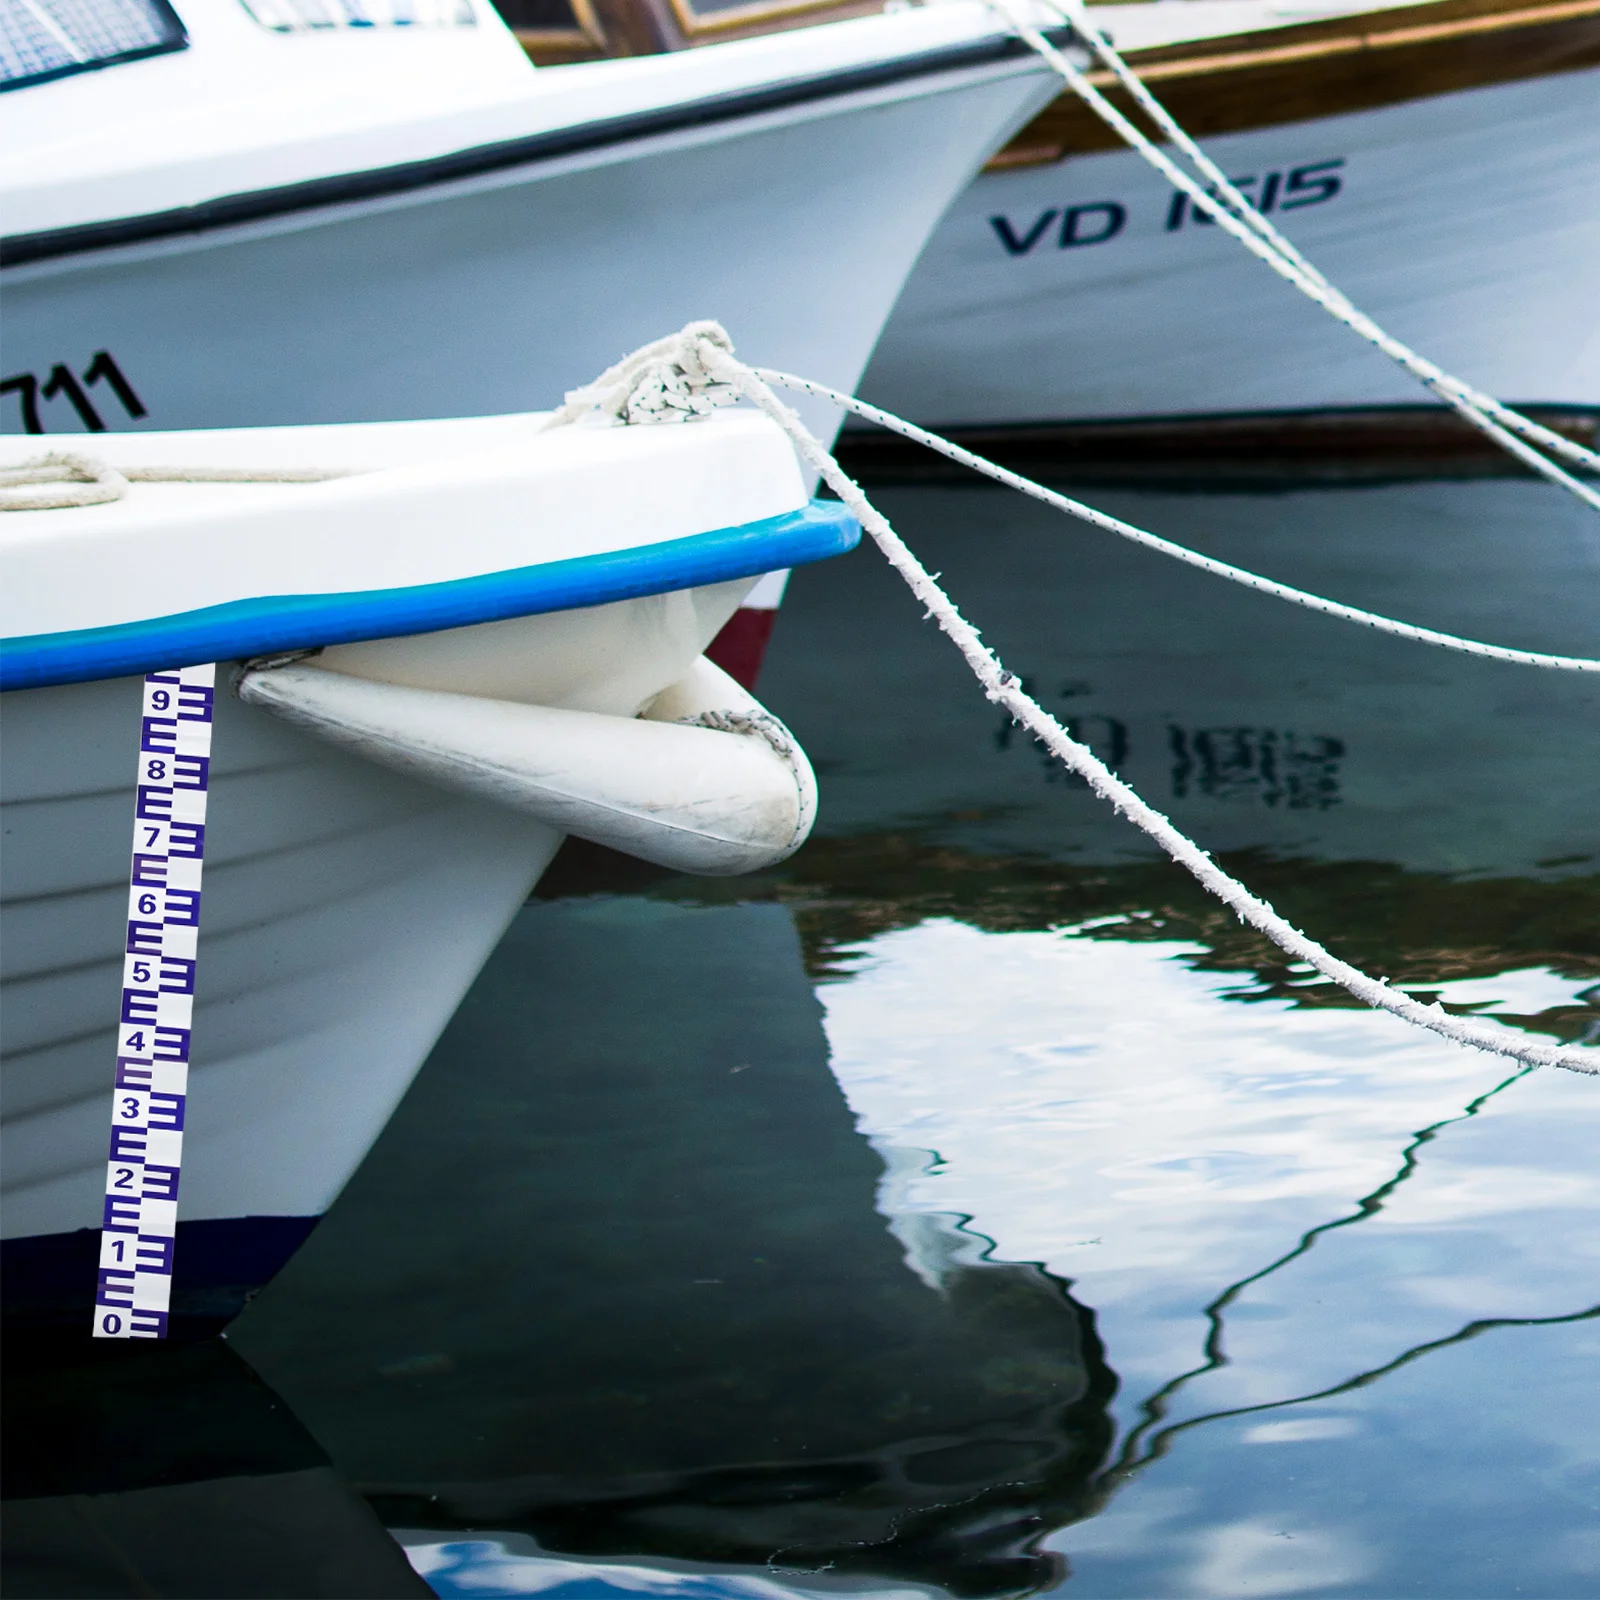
left=983, top=0, right=1600, bottom=513
left=0, top=451, right=354, bottom=512
left=550, top=323, right=1598, bottom=1077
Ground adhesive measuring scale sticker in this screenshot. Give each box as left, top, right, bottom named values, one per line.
left=94, top=664, right=215, bottom=1340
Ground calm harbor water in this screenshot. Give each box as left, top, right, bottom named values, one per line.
left=8, top=472, right=1599, bottom=1598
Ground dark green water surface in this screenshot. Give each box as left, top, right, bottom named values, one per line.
left=16, top=474, right=1600, bottom=1598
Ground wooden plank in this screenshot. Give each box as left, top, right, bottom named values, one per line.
left=987, top=0, right=1600, bottom=167
left=834, top=406, right=1600, bottom=487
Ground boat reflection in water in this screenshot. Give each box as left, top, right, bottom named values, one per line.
left=229, top=894, right=1119, bottom=1598
left=747, top=471, right=1599, bottom=1596
left=227, top=473, right=1596, bottom=1597
left=760, top=473, right=1600, bottom=876
left=226, top=873, right=1595, bottom=1597
left=0, top=1335, right=432, bottom=1598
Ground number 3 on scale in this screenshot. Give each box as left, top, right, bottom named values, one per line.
left=1, top=351, right=146, bottom=433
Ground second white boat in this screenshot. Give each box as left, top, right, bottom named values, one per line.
left=859, top=0, right=1600, bottom=440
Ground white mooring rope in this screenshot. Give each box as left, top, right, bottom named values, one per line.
left=550, top=323, right=1597, bottom=1078
left=757, top=372, right=1600, bottom=674
left=983, top=0, right=1600, bottom=513
left=0, top=452, right=354, bottom=512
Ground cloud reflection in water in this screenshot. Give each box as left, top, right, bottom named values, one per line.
left=818, top=920, right=1600, bottom=1592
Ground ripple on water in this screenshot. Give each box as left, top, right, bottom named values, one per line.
left=28, top=475, right=1594, bottom=1600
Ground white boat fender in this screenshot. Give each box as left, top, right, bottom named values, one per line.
left=234, top=654, right=816, bottom=876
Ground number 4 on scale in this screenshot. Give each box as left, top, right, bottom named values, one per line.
left=1, top=351, right=146, bottom=434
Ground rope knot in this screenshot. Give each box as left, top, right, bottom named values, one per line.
left=542, top=322, right=743, bottom=431
left=0, top=452, right=128, bottom=512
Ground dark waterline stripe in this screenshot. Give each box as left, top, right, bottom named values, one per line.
left=2, top=1214, right=320, bottom=1340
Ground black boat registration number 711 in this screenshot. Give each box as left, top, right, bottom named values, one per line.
left=1, top=351, right=147, bottom=434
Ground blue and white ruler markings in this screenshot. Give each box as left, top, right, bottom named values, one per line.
left=93, top=664, right=216, bottom=1340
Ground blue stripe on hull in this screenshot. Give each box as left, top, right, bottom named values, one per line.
left=2, top=1216, right=320, bottom=1340
left=0, top=498, right=860, bottom=691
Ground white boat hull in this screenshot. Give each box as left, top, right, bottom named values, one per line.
left=859, top=68, right=1600, bottom=427
left=1, top=589, right=750, bottom=1325
left=1, top=58, right=1051, bottom=445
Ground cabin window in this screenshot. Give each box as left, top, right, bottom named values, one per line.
left=667, top=0, right=879, bottom=40
left=239, top=0, right=478, bottom=30
left=0, top=0, right=187, bottom=91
